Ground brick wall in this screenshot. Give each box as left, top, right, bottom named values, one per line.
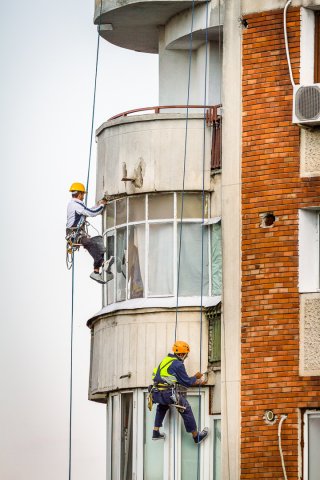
left=242, top=8, right=320, bottom=479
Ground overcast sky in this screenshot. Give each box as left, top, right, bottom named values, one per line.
left=0, top=1, right=158, bottom=478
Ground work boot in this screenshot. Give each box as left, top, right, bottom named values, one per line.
left=193, top=427, right=209, bottom=444
left=90, top=272, right=106, bottom=284
left=152, top=430, right=166, bottom=441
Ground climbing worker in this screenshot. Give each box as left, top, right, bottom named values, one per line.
left=66, top=182, right=108, bottom=284
left=151, top=340, right=209, bottom=444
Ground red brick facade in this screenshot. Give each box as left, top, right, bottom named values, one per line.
left=242, top=8, right=320, bottom=479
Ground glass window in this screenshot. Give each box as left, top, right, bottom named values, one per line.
left=116, top=198, right=127, bottom=225
left=106, top=233, right=115, bottom=305
left=144, top=394, right=164, bottom=479
left=177, top=193, right=208, bottom=219
left=129, top=196, right=145, bottom=223
left=148, top=223, right=174, bottom=296
left=177, top=224, right=209, bottom=296
left=107, top=202, right=115, bottom=229
left=111, top=395, right=120, bottom=480
left=116, top=227, right=127, bottom=302
left=213, top=418, right=221, bottom=480
left=211, top=221, right=222, bottom=296
left=148, top=193, right=174, bottom=219
left=104, top=192, right=212, bottom=304
left=180, top=395, right=200, bottom=479
left=121, top=393, right=133, bottom=480
left=306, top=412, right=320, bottom=480
left=128, top=225, right=145, bottom=299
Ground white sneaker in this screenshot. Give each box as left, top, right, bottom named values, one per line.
left=90, top=272, right=106, bottom=284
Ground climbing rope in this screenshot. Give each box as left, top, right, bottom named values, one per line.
left=68, top=1, right=103, bottom=478
left=196, top=0, right=210, bottom=476
left=173, top=2, right=195, bottom=478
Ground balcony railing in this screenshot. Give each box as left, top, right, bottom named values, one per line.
left=108, top=104, right=222, bottom=170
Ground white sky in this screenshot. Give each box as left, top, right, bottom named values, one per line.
left=0, top=1, right=158, bottom=478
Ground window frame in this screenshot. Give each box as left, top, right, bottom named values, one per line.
left=107, top=388, right=218, bottom=480
left=303, top=410, right=320, bottom=480
left=103, top=192, right=211, bottom=306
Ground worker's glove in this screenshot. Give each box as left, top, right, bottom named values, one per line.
left=195, top=372, right=202, bottom=379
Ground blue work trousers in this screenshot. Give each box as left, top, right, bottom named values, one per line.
left=152, top=389, right=197, bottom=433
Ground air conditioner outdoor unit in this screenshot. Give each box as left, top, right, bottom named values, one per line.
left=293, top=84, right=320, bottom=125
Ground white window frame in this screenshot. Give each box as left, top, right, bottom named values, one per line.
left=299, top=209, right=320, bottom=293
left=107, top=388, right=216, bottom=480
left=303, top=410, right=320, bottom=480
left=103, top=192, right=211, bottom=306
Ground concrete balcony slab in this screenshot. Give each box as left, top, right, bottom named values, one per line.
left=94, top=0, right=206, bottom=53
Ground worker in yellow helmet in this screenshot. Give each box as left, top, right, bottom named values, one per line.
left=151, top=341, right=209, bottom=444
left=66, top=182, right=109, bottom=284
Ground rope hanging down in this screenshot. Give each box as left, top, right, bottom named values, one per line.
left=197, top=0, right=210, bottom=477
left=68, top=1, right=103, bottom=479
left=173, top=2, right=195, bottom=479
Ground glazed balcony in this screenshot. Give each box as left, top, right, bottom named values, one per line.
left=95, top=105, right=221, bottom=202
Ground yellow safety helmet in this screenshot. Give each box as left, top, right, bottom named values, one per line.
left=172, top=341, right=190, bottom=355
left=69, top=182, right=86, bottom=193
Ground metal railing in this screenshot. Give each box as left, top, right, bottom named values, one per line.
left=108, top=104, right=222, bottom=170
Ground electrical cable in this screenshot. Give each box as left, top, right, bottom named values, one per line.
left=283, top=0, right=295, bottom=87
left=68, top=2, right=103, bottom=479
left=278, top=415, right=288, bottom=480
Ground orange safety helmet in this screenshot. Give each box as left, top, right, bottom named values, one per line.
left=69, top=182, right=86, bottom=193
left=172, top=341, right=190, bottom=355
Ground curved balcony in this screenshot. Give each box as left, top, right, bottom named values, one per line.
left=94, top=0, right=206, bottom=53
left=95, top=105, right=221, bottom=202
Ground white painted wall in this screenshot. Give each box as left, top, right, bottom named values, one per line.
left=159, top=36, right=222, bottom=106
left=221, top=0, right=242, bottom=479
left=95, top=114, right=212, bottom=200
left=89, top=308, right=213, bottom=395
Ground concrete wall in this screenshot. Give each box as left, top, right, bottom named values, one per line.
left=221, top=1, right=242, bottom=479
left=95, top=114, right=212, bottom=201
left=89, top=308, right=215, bottom=396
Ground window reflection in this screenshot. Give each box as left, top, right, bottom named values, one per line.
left=116, top=227, right=127, bottom=302
left=149, top=223, right=174, bottom=296
left=128, top=225, right=145, bottom=299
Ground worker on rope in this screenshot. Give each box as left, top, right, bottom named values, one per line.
left=151, top=341, right=209, bottom=444
left=66, top=182, right=110, bottom=284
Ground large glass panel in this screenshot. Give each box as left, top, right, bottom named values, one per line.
left=148, top=223, right=173, bottom=296
left=213, top=418, right=221, bottom=480
left=181, top=395, right=200, bottom=479
left=128, top=195, right=145, bottom=223
left=309, top=413, right=320, bottom=479
left=106, top=232, right=115, bottom=305
left=106, top=202, right=115, bottom=229
left=211, top=221, right=222, bottom=296
left=116, top=227, right=127, bottom=301
left=116, top=198, right=127, bottom=225
left=177, top=224, right=209, bottom=296
left=111, top=395, right=120, bottom=480
left=121, top=393, right=133, bottom=480
left=144, top=394, right=164, bottom=479
left=148, top=193, right=174, bottom=219
left=177, top=193, right=209, bottom=219
left=128, top=225, right=145, bottom=299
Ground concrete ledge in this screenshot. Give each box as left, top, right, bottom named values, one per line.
left=94, top=0, right=206, bottom=53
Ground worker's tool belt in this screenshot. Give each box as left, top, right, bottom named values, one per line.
left=66, top=226, right=87, bottom=244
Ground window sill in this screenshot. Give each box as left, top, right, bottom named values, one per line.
left=89, top=295, right=221, bottom=324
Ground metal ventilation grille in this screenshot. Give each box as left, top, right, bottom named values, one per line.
left=295, top=85, right=320, bottom=121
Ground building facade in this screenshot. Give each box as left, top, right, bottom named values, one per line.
left=87, top=0, right=320, bottom=479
